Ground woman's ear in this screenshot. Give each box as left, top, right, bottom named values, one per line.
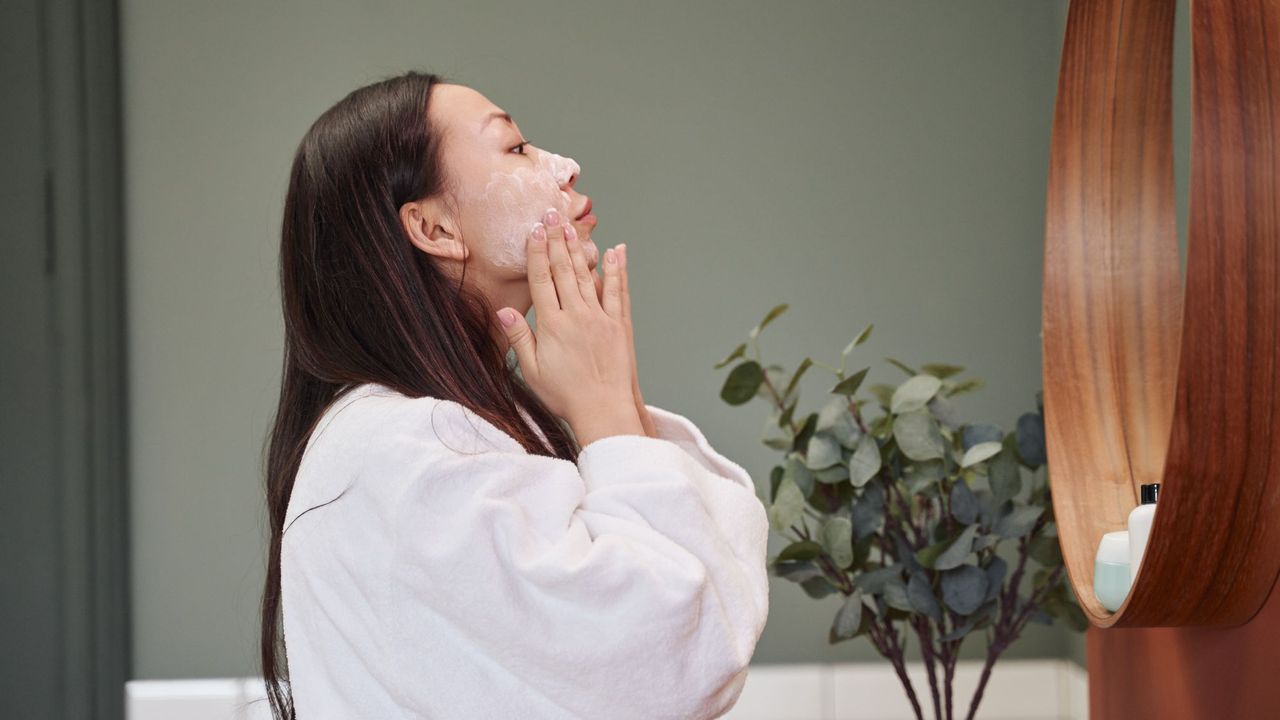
left=400, top=198, right=468, bottom=261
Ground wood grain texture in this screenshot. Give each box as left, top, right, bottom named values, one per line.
left=1042, top=0, right=1280, bottom=627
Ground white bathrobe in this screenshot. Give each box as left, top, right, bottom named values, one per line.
left=280, top=381, right=771, bottom=719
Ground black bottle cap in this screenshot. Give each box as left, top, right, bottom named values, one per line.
left=1141, top=483, right=1160, bottom=504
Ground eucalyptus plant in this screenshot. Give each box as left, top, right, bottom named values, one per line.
left=715, top=304, right=1087, bottom=720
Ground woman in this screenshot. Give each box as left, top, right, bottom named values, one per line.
left=261, top=70, right=770, bottom=719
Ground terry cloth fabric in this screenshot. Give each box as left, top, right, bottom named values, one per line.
left=280, top=381, right=771, bottom=719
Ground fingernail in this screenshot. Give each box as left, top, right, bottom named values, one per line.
left=498, top=309, right=517, bottom=327
left=564, top=223, right=577, bottom=241
left=606, top=248, right=617, bottom=264
left=531, top=223, right=545, bottom=242
left=544, top=208, right=561, bottom=226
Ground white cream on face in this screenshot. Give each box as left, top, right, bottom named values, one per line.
left=462, top=149, right=595, bottom=271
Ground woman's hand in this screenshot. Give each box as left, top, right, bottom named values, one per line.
left=496, top=208, right=642, bottom=439
left=591, top=244, right=657, bottom=438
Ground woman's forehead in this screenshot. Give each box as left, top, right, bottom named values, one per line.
left=434, top=84, right=514, bottom=137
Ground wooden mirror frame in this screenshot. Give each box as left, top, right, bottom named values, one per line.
left=1043, top=0, right=1280, bottom=628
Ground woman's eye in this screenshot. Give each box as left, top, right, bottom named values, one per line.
left=511, top=141, right=530, bottom=156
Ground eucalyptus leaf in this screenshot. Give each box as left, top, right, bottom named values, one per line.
left=749, top=303, right=788, bottom=340
left=792, top=413, right=818, bottom=454
left=883, top=577, right=914, bottom=611
left=950, top=480, right=980, bottom=525
left=816, top=396, right=859, bottom=445
left=973, top=533, right=999, bottom=552
left=974, top=489, right=997, bottom=527
left=813, top=463, right=851, bottom=484
left=904, top=472, right=936, bottom=498
left=852, top=534, right=874, bottom=569
left=806, top=431, right=844, bottom=470
left=884, top=357, right=918, bottom=376
left=843, top=324, right=874, bottom=357
left=775, top=540, right=825, bottom=563
left=782, top=358, right=813, bottom=406
left=820, top=517, right=855, bottom=569
left=904, top=459, right=946, bottom=496
left=941, top=565, right=989, bottom=615
left=921, top=363, right=965, bottom=379
left=774, top=559, right=825, bottom=584
left=762, top=436, right=792, bottom=451
left=988, top=434, right=1022, bottom=505
left=994, top=505, right=1044, bottom=538
left=926, top=393, right=963, bottom=431
left=938, top=615, right=978, bottom=642
left=831, top=589, right=865, bottom=641
left=895, top=533, right=922, bottom=573
left=850, top=482, right=886, bottom=540
left=893, top=410, right=946, bottom=461
left=800, top=574, right=840, bottom=599
left=939, top=598, right=998, bottom=641
left=714, top=342, right=747, bottom=370
left=767, top=476, right=805, bottom=532
left=948, top=378, right=985, bottom=396
left=768, top=465, right=785, bottom=503
left=785, top=454, right=816, bottom=499
left=1029, top=534, right=1064, bottom=566
left=832, top=367, right=870, bottom=396
left=937, top=525, right=981, bottom=570
left=984, top=556, right=1008, bottom=602
left=891, top=374, right=944, bottom=414
left=849, top=435, right=882, bottom=488
left=961, top=423, right=1004, bottom=451
left=854, top=565, right=902, bottom=595
left=907, top=570, right=943, bottom=622
left=960, top=441, right=1003, bottom=468
left=869, top=384, right=895, bottom=408
left=721, top=360, right=765, bottom=405
left=1016, top=411, right=1047, bottom=467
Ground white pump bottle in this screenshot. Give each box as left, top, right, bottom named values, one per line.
left=1127, top=482, right=1160, bottom=579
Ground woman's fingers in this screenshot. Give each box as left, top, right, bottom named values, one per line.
left=600, top=246, right=623, bottom=317
left=619, top=243, right=631, bottom=322
left=543, top=208, right=583, bottom=311
left=563, top=223, right=600, bottom=310
left=525, top=222, right=559, bottom=315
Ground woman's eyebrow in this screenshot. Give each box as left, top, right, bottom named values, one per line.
left=481, top=111, right=515, bottom=132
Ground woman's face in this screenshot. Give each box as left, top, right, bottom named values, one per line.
left=408, top=83, right=599, bottom=309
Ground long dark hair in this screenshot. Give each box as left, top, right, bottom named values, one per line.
left=259, top=70, right=580, bottom=719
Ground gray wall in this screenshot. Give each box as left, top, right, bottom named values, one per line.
left=124, top=0, right=1077, bottom=678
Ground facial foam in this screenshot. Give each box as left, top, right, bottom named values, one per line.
left=463, top=149, right=590, bottom=271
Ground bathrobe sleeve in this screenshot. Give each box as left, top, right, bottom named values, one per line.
left=385, top=399, right=770, bottom=720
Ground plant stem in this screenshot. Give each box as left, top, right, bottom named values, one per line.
left=876, top=620, right=925, bottom=720
left=812, top=359, right=841, bottom=375
left=935, top=617, right=956, bottom=720
left=945, top=643, right=957, bottom=720
left=882, top=475, right=925, bottom=547
left=964, top=531, right=1061, bottom=720
left=965, top=642, right=1003, bottom=720
left=912, top=616, right=944, bottom=720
